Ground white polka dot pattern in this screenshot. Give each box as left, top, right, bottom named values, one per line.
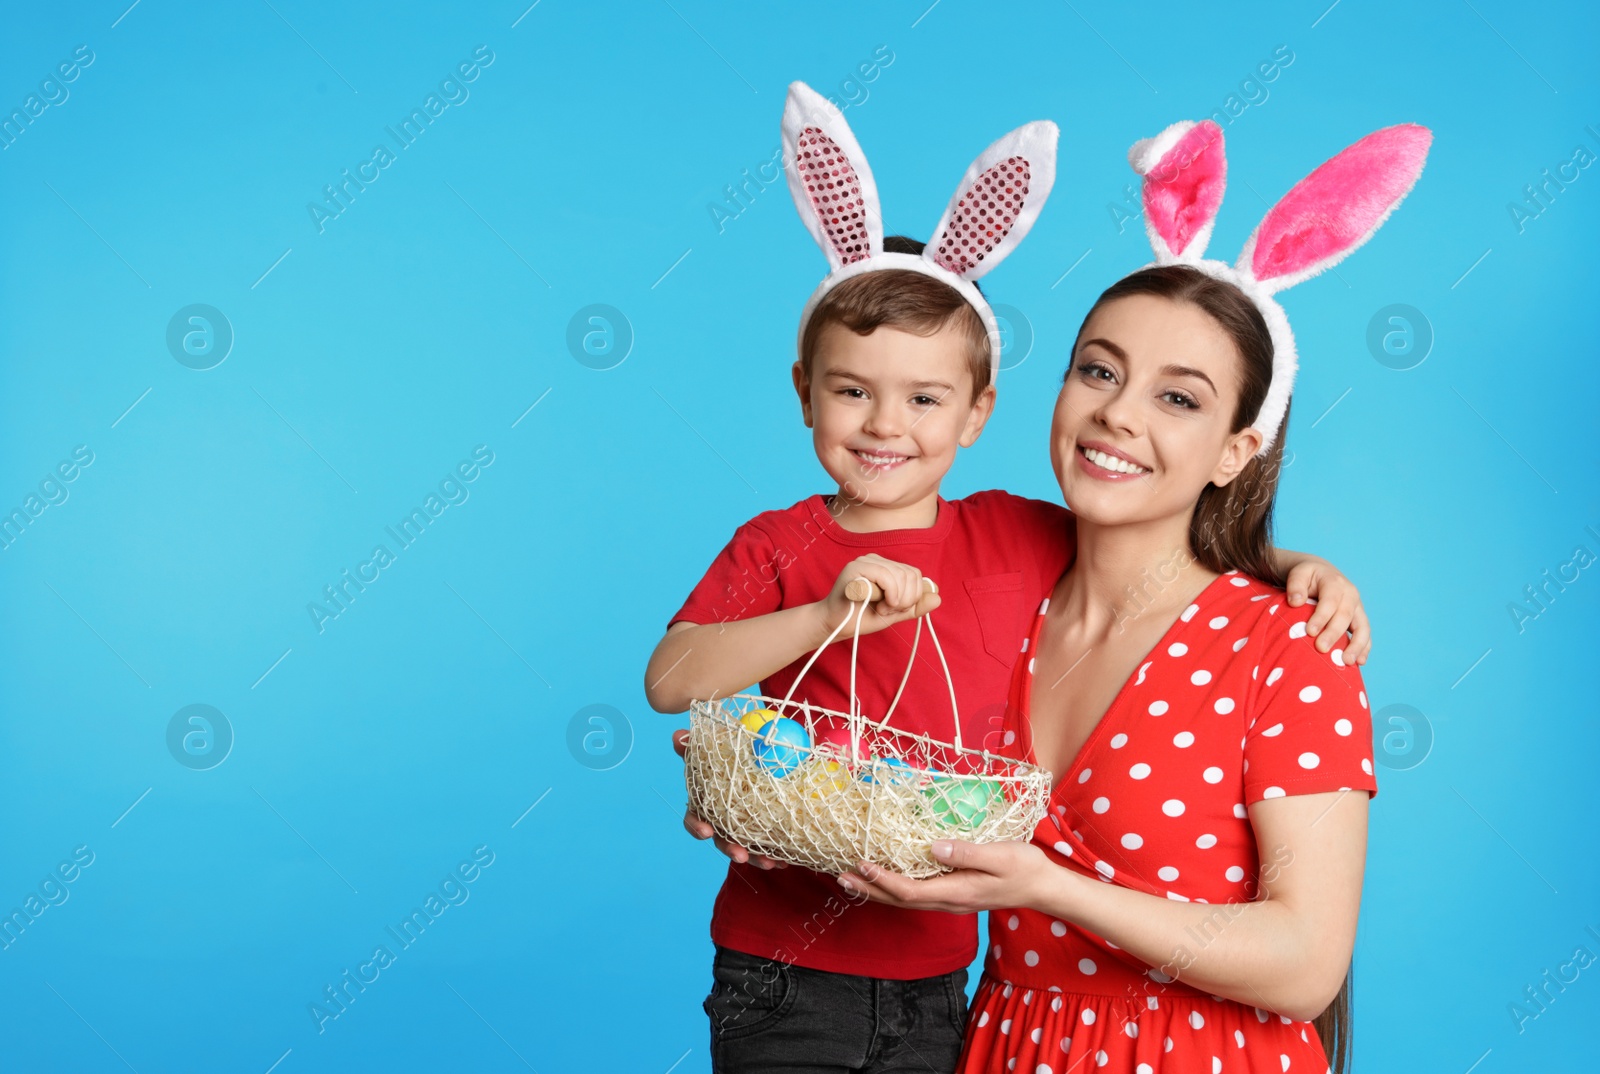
left=960, top=571, right=1374, bottom=1074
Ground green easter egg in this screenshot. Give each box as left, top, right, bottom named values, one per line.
left=923, top=777, right=994, bottom=828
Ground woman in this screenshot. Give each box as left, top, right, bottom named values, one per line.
left=836, top=264, right=1378, bottom=1073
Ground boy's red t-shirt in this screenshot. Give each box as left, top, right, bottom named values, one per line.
left=670, top=490, right=1076, bottom=980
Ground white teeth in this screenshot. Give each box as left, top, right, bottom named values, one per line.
left=854, top=450, right=907, bottom=465
left=1082, top=447, right=1148, bottom=475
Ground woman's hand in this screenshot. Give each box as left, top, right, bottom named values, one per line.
left=835, top=838, right=1057, bottom=914
left=1283, top=556, right=1371, bottom=664
left=672, top=729, right=788, bottom=870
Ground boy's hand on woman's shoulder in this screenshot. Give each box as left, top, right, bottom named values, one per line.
left=1284, top=556, right=1371, bottom=665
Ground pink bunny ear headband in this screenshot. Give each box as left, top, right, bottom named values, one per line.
left=783, top=81, right=1059, bottom=381
left=1126, top=119, right=1432, bottom=455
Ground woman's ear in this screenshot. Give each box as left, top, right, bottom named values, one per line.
left=792, top=360, right=815, bottom=428
left=1211, top=426, right=1264, bottom=487
left=959, top=384, right=998, bottom=448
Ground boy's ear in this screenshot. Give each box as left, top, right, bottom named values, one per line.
left=1210, top=425, right=1264, bottom=487
left=791, top=360, right=814, bottom=428
left=958, top=384, right=998, bottom=448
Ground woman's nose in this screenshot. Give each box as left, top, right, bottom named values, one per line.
left=1093, top=387, right=1141, bottom=438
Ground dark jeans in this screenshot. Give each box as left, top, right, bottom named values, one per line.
left=703, top=944, right=969, bottom=1074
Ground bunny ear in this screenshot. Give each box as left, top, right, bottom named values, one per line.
left=782, top=82, right=882, bottom=270
left=1238, top=124, right=1433, bottom=294
left=1130, top=119, right=1226, bottom=262
left=926, top=120, right=1058, bottom=280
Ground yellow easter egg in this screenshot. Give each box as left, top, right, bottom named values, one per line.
left=741, top=708, right=779, bottom=734
left=804, top=759, right=850, bottom=798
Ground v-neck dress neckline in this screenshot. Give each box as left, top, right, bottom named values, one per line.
left=1020, top=573, right=1233, bottom=798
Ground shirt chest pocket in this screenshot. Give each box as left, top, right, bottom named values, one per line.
left=963, top=571, right=1027, bottom=668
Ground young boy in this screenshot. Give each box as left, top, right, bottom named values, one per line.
left=645, top=85, right=1366, bottom=1074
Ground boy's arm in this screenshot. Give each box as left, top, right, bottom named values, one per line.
left=644, top=604, right=834, bottom=714
left=1270, top=547, right=1371, bottom=664
left=643, top=553, right=941, bottom=713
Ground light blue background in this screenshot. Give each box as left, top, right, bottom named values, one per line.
left=2, top=1, right=1596, bottom=1071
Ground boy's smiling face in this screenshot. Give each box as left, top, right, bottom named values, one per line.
left=794, top=320, right=996, bottom=529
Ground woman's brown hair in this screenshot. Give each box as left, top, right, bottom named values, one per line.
left=1070, top=264, right=1353, bottom=1071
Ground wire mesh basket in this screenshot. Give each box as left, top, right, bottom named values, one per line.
left=684, top=578, right=1053, bottom=878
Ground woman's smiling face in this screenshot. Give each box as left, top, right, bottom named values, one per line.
left=1051, top=292, right=1263, bottom=527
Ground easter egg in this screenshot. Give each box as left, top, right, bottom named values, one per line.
left=751, top=716, right=810, bottom=777
left=804, top=759, right=851, bottom=798
left=861, top=755, right=915, bottom=786
left=923, top=776, right=995, bottom=828
left=813, top=722, right=856, bottom=755
left=741, top=708, right=779, bottom=734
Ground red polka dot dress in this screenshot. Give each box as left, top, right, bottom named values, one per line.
left=956, top=571, right=1378, bottom=1074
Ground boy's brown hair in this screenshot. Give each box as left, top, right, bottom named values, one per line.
left=797, top=236, right=991, bottom=403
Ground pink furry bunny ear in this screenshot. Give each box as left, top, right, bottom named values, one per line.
left=1130, top=120, right=1227, bottom=262
left=782, top=82, right=882, bottom=270
left=926, top=120, right=1059, bottom=280
left=1238, top=124, right=1433, bottom=294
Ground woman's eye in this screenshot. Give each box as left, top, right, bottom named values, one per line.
left=1077, top=362, right=1114, bottom=382
left=1162, top=391, right=1198, bottom=409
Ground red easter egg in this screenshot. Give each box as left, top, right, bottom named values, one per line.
left=814, top=723, right=853, bottom=751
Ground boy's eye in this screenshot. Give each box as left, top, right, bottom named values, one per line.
left=837, top=387, right=867, bottom=399
left=911, top=394, right=940, bottom=407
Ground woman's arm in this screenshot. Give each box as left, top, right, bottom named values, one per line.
left=1037, top=789, right=1366, bottom=1020
left=840, top=789, right=1367, bottom=1022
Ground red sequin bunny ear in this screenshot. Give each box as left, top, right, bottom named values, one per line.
left=926, top=120, right=1059, bottom=281
left=782, top=81, right=1060, bottom=381
left=781, top=81, right=883, bottom=271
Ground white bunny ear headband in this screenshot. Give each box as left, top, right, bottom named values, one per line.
left=1125, top=118, right=1433, bottom=454
left=783, top=81, right=1059, bottom=381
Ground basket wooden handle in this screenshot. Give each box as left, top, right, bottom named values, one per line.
left=845, top=576, right=939, bottom=604
left=776, top=572, right=963, bottom=751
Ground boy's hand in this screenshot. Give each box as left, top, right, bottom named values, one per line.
left=1284, top=557, right=1371, bottom=665
left=672, top=729, right=788, bottom=870
left=817, top=555, right=941, bottom=639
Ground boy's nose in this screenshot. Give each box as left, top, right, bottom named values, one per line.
left=862, top=405, right=906, bottom=438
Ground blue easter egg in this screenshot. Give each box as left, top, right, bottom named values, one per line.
left=861, top=756, right=915, bottom=785
left=751, top=716, right=810, bottom=777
